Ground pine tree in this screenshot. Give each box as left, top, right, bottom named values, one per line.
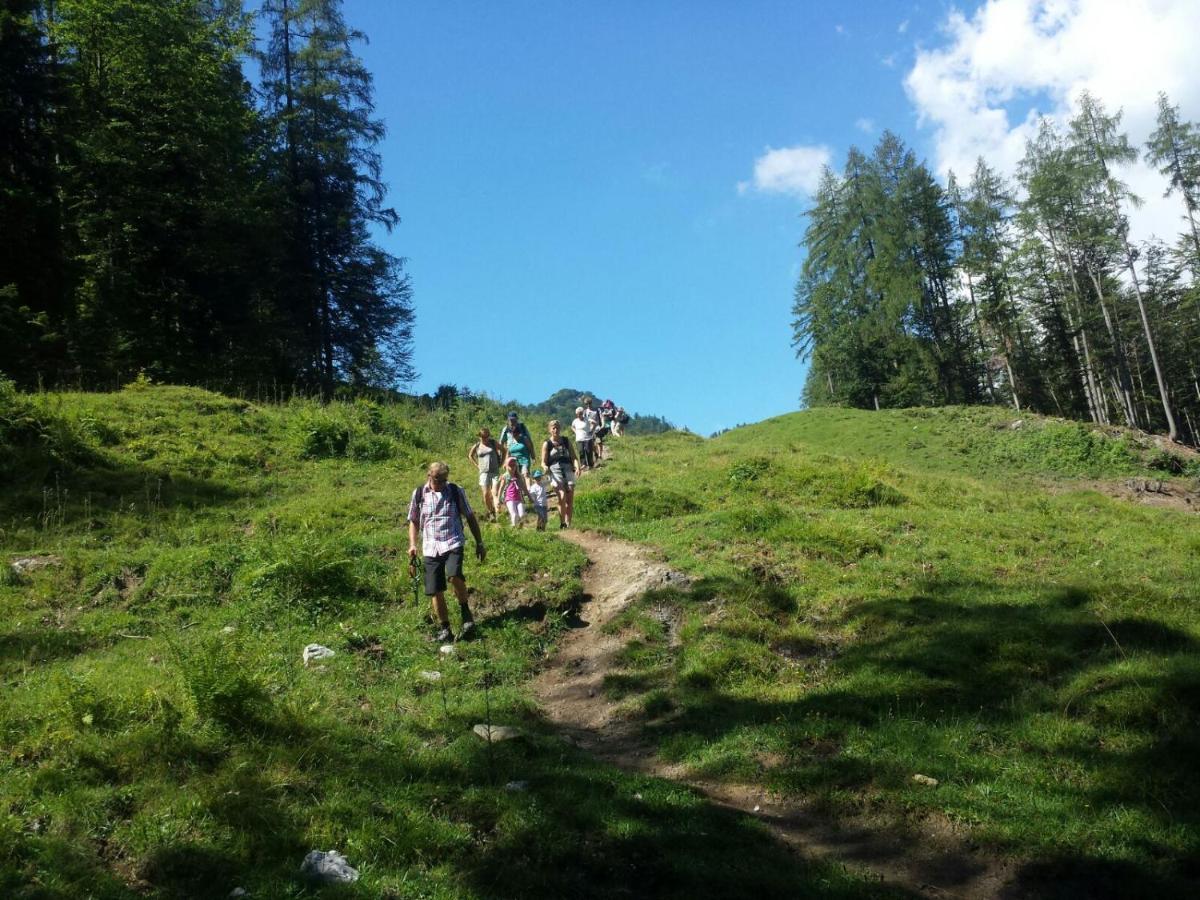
left=1071, top=91, right=1178, bottom=440
left=51, top=0, right=269, bottom=384
left=1146, top=92, right=1200, bottom=274
left=259, top=0, right=414, bottom=395
left=0, top=1, right=64, bottom=382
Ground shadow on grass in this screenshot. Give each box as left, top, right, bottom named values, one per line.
left=6, top=687, right=912, bottom=899
left=620, top=573, right=1200, bottom=896
left=0, top=451, right=249, bottom=533
left=0, top=627, right=112, bottom=677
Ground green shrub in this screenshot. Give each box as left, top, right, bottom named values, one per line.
left=171, top=634, right=266, bottom=729
left=239, top=532, right=372, bottom=615
left=296, top=409, right=354, bottom=458
left=0, top=378, right=96, bottom=480
left=728, top=457, right=771, bottom=483
left=575, top=488, right=699, bottom=521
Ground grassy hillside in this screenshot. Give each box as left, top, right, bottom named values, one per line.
left=581, top=406, right=1200, bottom=896
left=0, top=382, right=892, bottom=899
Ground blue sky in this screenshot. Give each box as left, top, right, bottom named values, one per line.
left=330, top=0, right=1200, bottom=435
left=336, top=0, right=948, bottom=434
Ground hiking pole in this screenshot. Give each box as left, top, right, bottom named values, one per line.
left=408, top=551, right=421, bottom=606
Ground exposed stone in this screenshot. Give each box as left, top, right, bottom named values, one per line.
left=912, top=774, right=940, bottom=787
left=302, top=644, right=335, bottom=666
left=300, top=849, right=359, bottom=884
left=10, top=555, right=62, bottom=575
left=473, top=724, right=521, bottom=742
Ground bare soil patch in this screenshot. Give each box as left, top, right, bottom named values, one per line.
left=534, top=530, right=1020, bottom=899
left=1066, top=477, right=1200, bottom=513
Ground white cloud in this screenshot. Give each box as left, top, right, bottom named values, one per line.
left=856, top=117, right=876, bottom=134
left=898, top=19, right=909, bottom=34
left=743, top=144, right=833, bottom=197
left=835, top=23, right=846, bottom=35
left=905, top=0, right=1200, bottom=245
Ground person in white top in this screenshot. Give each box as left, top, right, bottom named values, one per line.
left=528, top=468, right=549, bottom=530
left=581, top=396, right=604, bottom=464
left=571, top=406, right=595, bottom=469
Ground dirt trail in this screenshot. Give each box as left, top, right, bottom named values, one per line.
left=533, top=530, right=1017, bottom=899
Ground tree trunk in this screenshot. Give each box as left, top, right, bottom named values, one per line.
left=963, top=270, right=998, bottom=403
left=1084, top=104, right=1179, bottom=440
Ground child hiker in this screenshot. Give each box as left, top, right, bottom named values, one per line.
left=528, top=468, right=549, bottom=531
left=497, top=456, right=533, bottom=527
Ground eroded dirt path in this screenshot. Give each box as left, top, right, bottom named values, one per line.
left=533, top=529, right=1018, bottom=899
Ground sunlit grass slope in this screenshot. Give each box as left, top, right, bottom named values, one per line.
left=0, top=381, right=895, bottom=899
left=581, top=406, right=1200, bottom=896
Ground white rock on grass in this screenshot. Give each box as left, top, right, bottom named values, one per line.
left=505, top=780, right=529, bottom=792
left=439, top=644, right=456, bottom=655
left=300, top=849, right=359, bottom=884
left=911, top=774, right=940, bottom=787
left=9, top=555, right=62, bottom=575
left=418, top=670, right=442, bottom=682
left=472, top=724, right=521, bottom=742
left=302, top=644, right=335, bottom=667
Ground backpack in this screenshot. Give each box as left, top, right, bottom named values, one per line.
left=412, top=482, right=463, bottom=524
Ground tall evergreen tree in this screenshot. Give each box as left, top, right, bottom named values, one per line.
left=0, top=0, right=64, bottom=381
left=1071, top=91, right=1178, bottom=439
left=1146, top=92, right=1200, bottom=273
left=259, top=0, right=414, bottom=395
left=51, top=0, right=269, bottom=384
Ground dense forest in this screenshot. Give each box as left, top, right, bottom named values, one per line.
left=793, top=92, right=1200, bottom=446
left=0, top=0, right=412, bottom=396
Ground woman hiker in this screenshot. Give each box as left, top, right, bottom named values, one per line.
left=541, top=419, right=581, bottom=529
left=467, top=427, right=502, bottom=521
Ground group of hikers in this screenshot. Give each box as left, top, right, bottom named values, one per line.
left=407, top=396, right=629, bottom=643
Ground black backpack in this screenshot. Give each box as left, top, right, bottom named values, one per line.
left=412, top=482, right=463, bottom=522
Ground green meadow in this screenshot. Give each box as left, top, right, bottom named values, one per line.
left=581, top=406, right=1200, bottom=896
left=1, top=382, right=896, bottom=899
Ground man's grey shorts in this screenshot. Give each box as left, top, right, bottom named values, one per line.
left=424, top=548, right=465, bottom=596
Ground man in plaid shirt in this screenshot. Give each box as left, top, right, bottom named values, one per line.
left=407, top=461, right=486, bottom=643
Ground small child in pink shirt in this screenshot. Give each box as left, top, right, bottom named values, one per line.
left=497, top=456, right=533, bottom=526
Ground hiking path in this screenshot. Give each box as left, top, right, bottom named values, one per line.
left=532, top=529, right=1018, bottom=900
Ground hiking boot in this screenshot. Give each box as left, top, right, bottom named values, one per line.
left=459, top=620, right=477, bottom=640
left=434, top=626, right=454, bottom=644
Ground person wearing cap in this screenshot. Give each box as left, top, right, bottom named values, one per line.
left=542, top=420, right=580, bottom=528
left=571, top=405, right=596, bottom=470
left=528, top=468, right=549, bottom=530
left=499, top=411, right=534, bottom=475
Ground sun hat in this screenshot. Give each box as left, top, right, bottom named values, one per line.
left=575, top=406, right=583, bottom=414
left=507, top=410, right=518, bottom=419
left=532, top=468, right=544, bottom=478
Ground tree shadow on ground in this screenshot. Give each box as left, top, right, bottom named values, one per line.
left=620, top=573, right=1200, bottom=897
left=6, top=676, right=913, bottom=899
left=0, top=450, right=249, bottom=533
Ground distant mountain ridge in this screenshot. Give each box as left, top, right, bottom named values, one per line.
left=518, top=388, right=675, bottom=436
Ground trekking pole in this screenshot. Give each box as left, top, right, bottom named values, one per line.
left=408, top=551, right=421, bottom=606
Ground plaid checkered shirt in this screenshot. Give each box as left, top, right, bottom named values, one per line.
left=407, top=483, right=473, bottom=557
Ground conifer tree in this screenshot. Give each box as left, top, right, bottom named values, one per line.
left=260, top=0, right=414, bottom=395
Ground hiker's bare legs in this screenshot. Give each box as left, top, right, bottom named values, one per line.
left=430, top=591, right=449, bottom=625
